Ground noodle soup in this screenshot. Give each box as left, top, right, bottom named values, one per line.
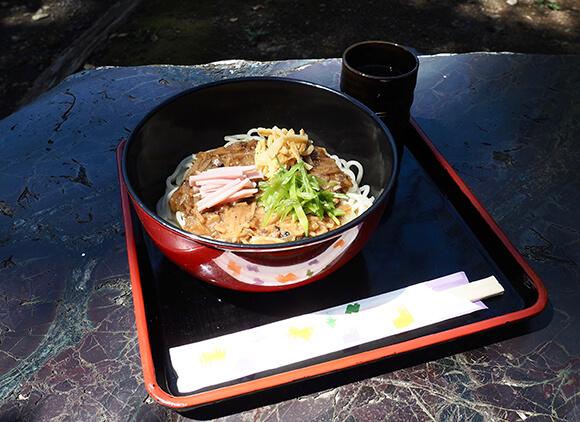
left=157, top=127, right=374, bottom=244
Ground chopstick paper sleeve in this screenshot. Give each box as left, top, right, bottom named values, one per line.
left=169, top=272, right=504, bottom=394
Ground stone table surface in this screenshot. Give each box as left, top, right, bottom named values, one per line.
left=0, top=53, right=578, bottom=421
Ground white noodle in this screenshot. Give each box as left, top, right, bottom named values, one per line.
left=328, top=154, right=374, bottom=222
left=156, top=154, right=195, bottom=224
left=223, top=128, right=263, bottom=146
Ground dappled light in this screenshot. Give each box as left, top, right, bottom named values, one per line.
left=462, top=0, right=578, bottom=37
left=1, top=0, right=578, bottom=120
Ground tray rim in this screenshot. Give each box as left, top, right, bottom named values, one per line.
left=115, top=117, right=548, bottom=410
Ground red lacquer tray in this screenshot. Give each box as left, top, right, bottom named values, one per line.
left=116, top=118, right=547, bottom=415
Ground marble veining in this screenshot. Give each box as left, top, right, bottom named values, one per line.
left=0, top=54, right=578, bottom=421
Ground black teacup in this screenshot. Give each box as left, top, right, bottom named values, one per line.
left=340, top=41, right=419, bottom=149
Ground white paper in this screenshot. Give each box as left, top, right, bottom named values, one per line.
left=169, top=271, right=488, bottom=394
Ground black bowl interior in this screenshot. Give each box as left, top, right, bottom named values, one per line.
left=123, top=78, right=397, bottom=242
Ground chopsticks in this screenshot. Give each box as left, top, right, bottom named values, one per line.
left=446, top=275, right=504, bottom=302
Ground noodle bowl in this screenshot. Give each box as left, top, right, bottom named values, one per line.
left=157, top=127, right=374, bottom=244
left=121, top=77, right=398, bottom=291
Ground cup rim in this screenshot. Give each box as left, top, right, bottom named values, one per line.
left=342, top=40, right=419, bottom=80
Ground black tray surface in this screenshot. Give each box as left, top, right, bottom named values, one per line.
left=129, top=123, right=537, bottom=397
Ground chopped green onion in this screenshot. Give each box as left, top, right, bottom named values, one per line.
left=258, top=160, right=347, bottom=236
